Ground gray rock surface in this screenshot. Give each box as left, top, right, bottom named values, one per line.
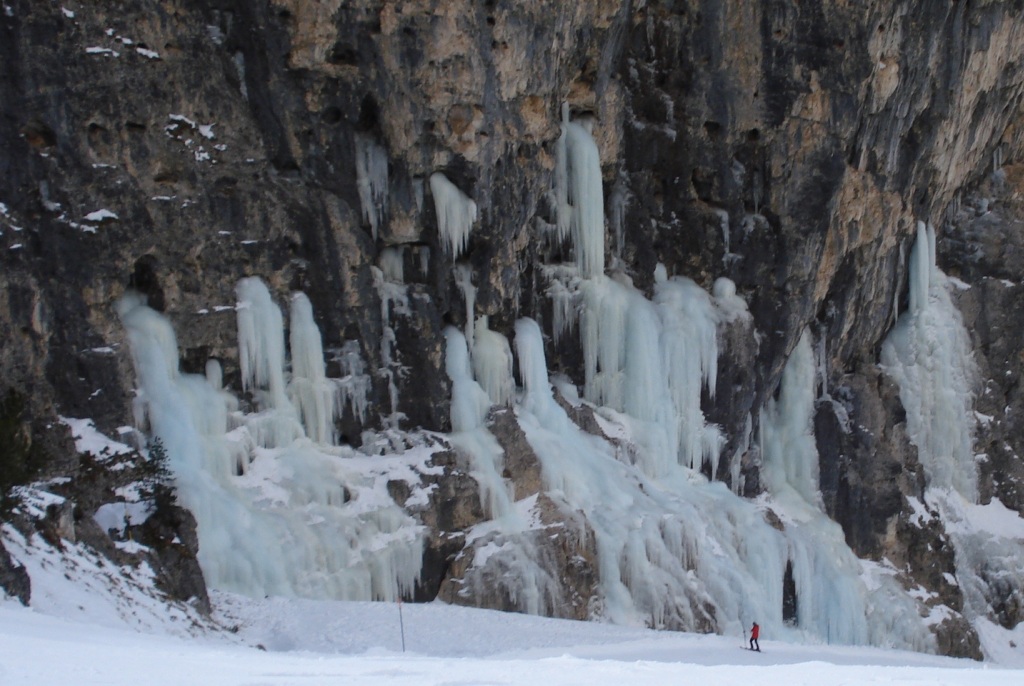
left=2, top=1, right=1024, bottom=657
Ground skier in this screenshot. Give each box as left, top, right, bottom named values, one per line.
left=749, top=621, right=760, bottom=652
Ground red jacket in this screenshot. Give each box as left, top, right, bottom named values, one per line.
left=751, top=624, right=760, bottom=639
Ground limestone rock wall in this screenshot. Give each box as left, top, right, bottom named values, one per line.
left=2, top=0, right=1024, bottom=656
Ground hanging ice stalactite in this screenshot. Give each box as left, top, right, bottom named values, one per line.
left=472, top=316, right=515, bottom=408
left=236, top=278, right=303, bottom=448
left=430, top=172, right=477, bottom=259
left=557, top=112, right=606, bottom=280
left=355, top=133, right=389, bottom=240
left=288, top=292, right=339, bottom=446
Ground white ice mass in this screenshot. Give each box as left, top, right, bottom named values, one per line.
left=86, top=111, right=1016, bottom=664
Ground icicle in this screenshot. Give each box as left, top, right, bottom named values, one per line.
left=444, top=326, right=490, bottom=433
left=371, top=266, right=409, bottom=427
left=547, top=278, right=577, bottom=346
left=444, top=326, right=515, bottom=520
left=563, top=119, right=606, bottom=279
left=553, top=103, right=572, bottom=244
left=472, top=316, right=515, bottom=407
left=609, top=175, right=630, bottom=261
left=715, top=209, right=730, bottom=257
left=417, top=246, right=430, bottom=278
left=430, top=172, right=477, bottom=259
left=236, top=277, right=288, bottom=404
left=355, top=133, right=389, bottom=240
left=235, top=278, right=305, bottom=447
left=378, top=246, right=405, bottom=283
left=335, top=340, right=371, bottom=426
left=288, top=292, right=338, bottom=445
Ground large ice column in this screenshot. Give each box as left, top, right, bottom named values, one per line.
left=355, top=133, right=389, bottom=240
left=575, top=271, right=723, bottom=478
left=444, top=326, right=514, bottom=520
left=472, top=317, right=515, bottom=407
left=557, top=116, right=606, bottom=279
left=878, top=223, right=1024, bottom=645
left=655, top=272, right=723, bottom=473
left=120, top=294, right=425, bottom=602
left=236, top=278, right=303, bottom=448
left=881, top=222, right=978, bottom=501
left=288, top=292, right=338, bottom=445
left=512, top=314, right=781, bottom=632
left=430, top=172, right=477, bottom=259
left=760, top=330, right=822, bottom=508
left=236, top=277, right=289, bottom=405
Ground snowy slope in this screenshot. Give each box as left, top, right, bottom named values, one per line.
left=2, top=593, right=1023, bottom=686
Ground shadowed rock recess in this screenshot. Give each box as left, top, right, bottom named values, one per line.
left=3, top=0, right=1024, bottom=660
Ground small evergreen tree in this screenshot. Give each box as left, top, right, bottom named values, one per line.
left=142, top=436, right=176, bottom=511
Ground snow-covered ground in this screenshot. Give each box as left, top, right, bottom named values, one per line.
left=2, top=592, right=1023, bottom=686
left=4, top=512, right=1024, bottom=686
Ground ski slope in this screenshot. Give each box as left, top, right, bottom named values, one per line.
left=2, top=592, right=1021, bottom=686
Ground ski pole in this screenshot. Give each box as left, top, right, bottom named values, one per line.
left=395, top=597, right=403, bottom=651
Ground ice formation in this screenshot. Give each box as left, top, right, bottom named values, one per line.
left=555, top=112, right=606, bottom=279
left=882, top=222, right=978, bottom=500
left=882, top=222, right=1024, bottom=642
left=371, top=265, right=410, bottom=424
left=471, top=317, right=514, bottom=408
left=119, top=282, right=426, bottom=602
left=430, top=172, right=477, bottom=259
left=432, top=118, right=930, bottom=650
left=288, top=292, right=338, bottom=445
left=378, top=247, right=404, bottom=283
left=355, top=133, right=389, bottom=240
left=112, top=107, right=980, bottom=655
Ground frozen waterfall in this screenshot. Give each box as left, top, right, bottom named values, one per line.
left=119, top=282, right=426, bottom=602
left=431, top=117, right=932, bottom=650
left=882, top=222, right=1024, bottom=642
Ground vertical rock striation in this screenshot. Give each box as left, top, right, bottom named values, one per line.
left=2, top=1, right=1024, bottom=657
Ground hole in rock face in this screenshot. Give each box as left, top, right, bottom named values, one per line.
left=783, top=559, right=798, bottom=625
left=328, top=42, right=358, bottom=66
left=22, top=119, right=57, bottom=148
left=321, top=106, right=343, bottom=125
left=358, top=94, right=380, bottom=132
left=129, top=255, right=165, bottom=312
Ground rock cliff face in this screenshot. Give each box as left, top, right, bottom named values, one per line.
left=3, top=1, right=1024, bottom=659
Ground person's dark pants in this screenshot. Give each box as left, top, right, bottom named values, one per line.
left=750, top=637, right=759, bottom=651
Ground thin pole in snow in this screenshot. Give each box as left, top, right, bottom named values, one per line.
left=398, top=598, right=406, bottom=652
